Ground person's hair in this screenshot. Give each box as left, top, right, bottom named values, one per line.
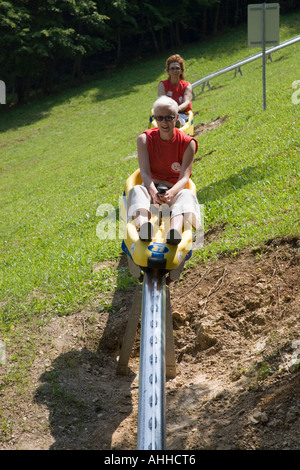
left=165, top=54, right=186, bottom=80
left=153, top=96, right=178, bottom=116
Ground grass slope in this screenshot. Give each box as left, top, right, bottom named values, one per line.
left=0, top=12, right=299, bottom=387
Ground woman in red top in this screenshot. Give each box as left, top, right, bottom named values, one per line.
left=128, top=96, right=200, bottom=245
left=158, top=54, right=192, bottom=127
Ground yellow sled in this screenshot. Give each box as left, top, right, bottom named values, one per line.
left=148, top=109, right=194, bottom=136
left=121, top=169, right=196, bottom=280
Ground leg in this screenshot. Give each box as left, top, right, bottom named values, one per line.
left=170, top=189, right=201, bottom=231
left=170, top=214, right=183, bottom=232
left=127, top=185, right=151, bottom=223
left=134, top=209, right=150, bottom=230
left=166, top=214, right=183, bottom=245
left=127, top=185, right=154, bottom=241
left=178, top=113, right=188, bottom=126
left=166, top=189, right=200, bottom=245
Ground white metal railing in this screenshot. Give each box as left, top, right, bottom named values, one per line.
left=137, top=270, right=166, bottom=450
left=191, top=35, right=300, bottom=95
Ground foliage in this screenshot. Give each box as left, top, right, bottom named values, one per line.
left=0, top=10, right=299, bottom=392
left=0, top=0, right=110, bottom=101
left=1, top=0, right=299, bottom=102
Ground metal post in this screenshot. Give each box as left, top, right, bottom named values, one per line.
left=137, top=270, right=166, bottom=450
left=262, top=2, right=267, bottom=110
left=116, top=286, right=142, bottom=376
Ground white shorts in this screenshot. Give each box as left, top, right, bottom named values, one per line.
left=127, top=184, right=201, bottom=229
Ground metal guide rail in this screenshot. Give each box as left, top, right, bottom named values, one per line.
left=137, top=270, right=166, bottom=450
left=191, top=35, right=300, bottom=95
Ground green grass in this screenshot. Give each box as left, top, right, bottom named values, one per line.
left=0, top=12, right=300, bottom=383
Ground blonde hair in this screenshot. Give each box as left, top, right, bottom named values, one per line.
left=153, top=96, right=178, bottom=115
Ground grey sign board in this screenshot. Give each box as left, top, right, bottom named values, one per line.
left=248, top=3, right=280, bottom=110
left=248, top=3, right=280, bottom=47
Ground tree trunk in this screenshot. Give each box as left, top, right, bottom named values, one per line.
left=175, top=21, right=182, bottom=46
left=160, top=27, right=165, bottom=53
left=202, top=8, right=207, bottom=38
left=15, top=75, right=29, bottom=103
left=43, top=58, right=55, bottom=94
left=234, top=0, right=240, bottom=26
left=224, top=0, right=229, bottom=27
left=115, top=26, right=122, bottom=65
left=148, top=18, right=160, bottom=53
left=213, top=1, right=220, bottom=35
left=72, top=55, right=83, bottom=83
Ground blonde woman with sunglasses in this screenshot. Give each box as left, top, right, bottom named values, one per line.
left=127, top=96, right=200, bottom=245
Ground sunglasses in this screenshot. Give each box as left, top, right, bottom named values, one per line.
left=153, top=115, right=175, bottom=122
left=169, top=66, right=181, bottom=71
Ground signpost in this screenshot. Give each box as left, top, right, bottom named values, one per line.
left=248, top=3, right=280, bottom=110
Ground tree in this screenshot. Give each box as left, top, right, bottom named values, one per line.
left=99, top=0, right=139, bottom=64
left=1, top=0, right=299, bottom=103
left=0, top=1, right=33, bottom=101
left=0, top=0, right=110, bottom=102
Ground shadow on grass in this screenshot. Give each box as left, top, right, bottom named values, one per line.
left=34, top=346, right=136, bottom=450
left=0, top=57, right=164, bottom=135
left=1, top=9, right=299, bottom=134
left=196, top=161, right=274, bottom=204
left=34, top=253, right=140, bottom=450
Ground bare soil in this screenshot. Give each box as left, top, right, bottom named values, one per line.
left=1, top=119, right=299, bottom=451
left=1, top=235, right=299, bottom=450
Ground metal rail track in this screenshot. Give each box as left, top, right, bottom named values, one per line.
left=137, top=270, right=167, bottom=450
left=133, top=35, right=300, bottom=453
left=191, top=35, right=300, bottom=95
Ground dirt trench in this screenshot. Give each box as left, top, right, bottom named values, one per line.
left=1, top=235, right=299, bottom=450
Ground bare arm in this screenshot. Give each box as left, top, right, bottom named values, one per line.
left=158, top=81, right=165, bottom=97
left=160, top=139, right=196, bottom=204
left=137, top=133, right=160, bottom=205
left=178, top=83, right=192, bottom=113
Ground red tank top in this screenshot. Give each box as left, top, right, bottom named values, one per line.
left=161, top=79, right=192, bottom=113
left=143, top=128, right=197, bottom=184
